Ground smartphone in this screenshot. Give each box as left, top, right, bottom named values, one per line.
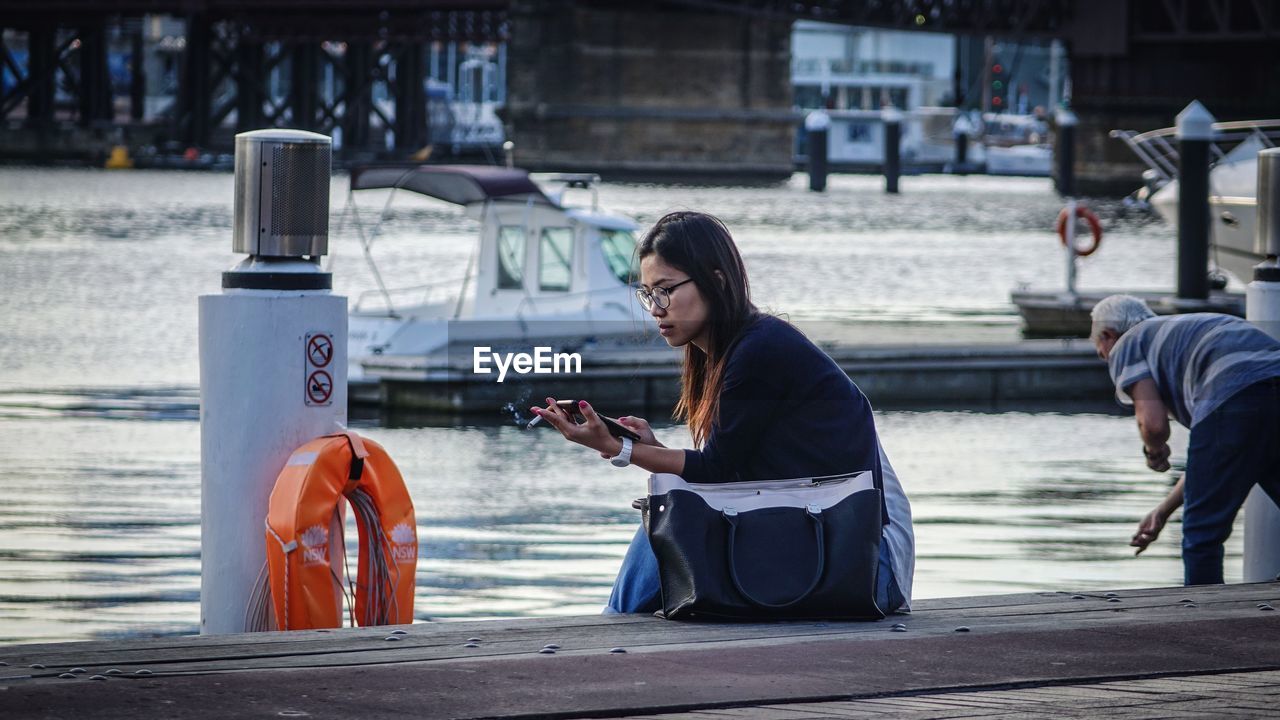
left=544, top=399, right=642, bottom=441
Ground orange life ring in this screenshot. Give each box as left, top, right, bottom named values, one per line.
left=1057, top=204, right=1103, bottom=257
left=265, top=431, right=417, bottom=630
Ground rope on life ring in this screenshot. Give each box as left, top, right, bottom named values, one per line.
left=1057, top=204, right=1103, bottom=257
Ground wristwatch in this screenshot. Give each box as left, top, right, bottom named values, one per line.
left=610, top=437, right=634, bottom=468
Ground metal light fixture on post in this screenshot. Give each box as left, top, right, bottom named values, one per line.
left=198, top=129, right=348, bottom=634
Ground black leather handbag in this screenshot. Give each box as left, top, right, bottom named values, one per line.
left=644, top=472, right=885, bottom=621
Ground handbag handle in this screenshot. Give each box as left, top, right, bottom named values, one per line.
left=724, top=506, right=825, bottom=610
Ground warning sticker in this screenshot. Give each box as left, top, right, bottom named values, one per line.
left=307, top=334, right=333, bottom=368
left=307, top=370, right=333, bottom=405
left=305, top=331, right=335, bottom=406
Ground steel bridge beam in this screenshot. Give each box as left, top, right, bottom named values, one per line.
left=129, top=20, right=146, bottom=121
left=393, top=43, right=426, bottom=151
left=1130, top=0, right=1280, bottom=42
left=178, top=14, right=213, bottom=146
left=658, top=0, right=1071, bottom=39
left=78, top=19, right=113, bottom=125
left=341, top=42, right=373, bottom=152
left=234, top=39, right=265, bottom=132
left=289, top=42, right=320, bottom=132
left=24, top=25, right=57, bottom=128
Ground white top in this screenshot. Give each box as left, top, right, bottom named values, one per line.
left=878, top=438, right=915, bottom=610
left=1176, top=100, right=1215, bottom=141
left=804, top=110, right=832, bottom=132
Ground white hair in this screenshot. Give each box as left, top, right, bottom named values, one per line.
left=1090, top=294, right=1155, bottom=340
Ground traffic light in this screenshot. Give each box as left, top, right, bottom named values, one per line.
left=990, top=61, right=1006, bottom=111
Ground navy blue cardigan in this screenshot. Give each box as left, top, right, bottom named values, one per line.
left=681, top=314, right=881, bottom=485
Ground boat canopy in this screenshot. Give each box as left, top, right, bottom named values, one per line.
left=348, top=164, right=555, bottom=207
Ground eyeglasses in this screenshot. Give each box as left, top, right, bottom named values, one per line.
left=636, top=278, right=694, bottom=311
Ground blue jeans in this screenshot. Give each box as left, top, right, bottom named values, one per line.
left=1182, top=378, right=1280, bottom=585
left=604, top=523, right=905, bottom=615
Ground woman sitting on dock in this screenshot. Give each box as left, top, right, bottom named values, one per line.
left=531, top=210, right=915, bottom=615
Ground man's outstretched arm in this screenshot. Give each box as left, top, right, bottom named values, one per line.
left=1132, top=475, right=1185, bottom=555
left=1129, top=378, right=1172, bottom=472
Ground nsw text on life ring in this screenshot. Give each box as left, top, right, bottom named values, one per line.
left=1057, top=204, right=1103, bottom=257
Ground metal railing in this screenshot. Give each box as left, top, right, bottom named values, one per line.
left=353, top=276, right=467, bottom=315
left=1111, top=119, right=1280, bottom=185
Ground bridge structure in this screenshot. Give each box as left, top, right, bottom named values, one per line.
left=0, top=0, right=507, bottom=162
left=1, top=0, right=1277, bottom=191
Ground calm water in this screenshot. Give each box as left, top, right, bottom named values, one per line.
left=0, top=168, right=1235, bottom=645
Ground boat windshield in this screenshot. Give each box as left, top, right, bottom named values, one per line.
left=600, top=229, right=639, bottom=285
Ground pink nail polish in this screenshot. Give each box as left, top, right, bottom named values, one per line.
left=578, top=400, right=588, bottom=408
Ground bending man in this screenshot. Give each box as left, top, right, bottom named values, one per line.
left=1090, top=294, right=1280, bottom=584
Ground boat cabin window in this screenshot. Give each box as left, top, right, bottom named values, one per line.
left=599, top=229, right=639, bottom=285
left=539, top=228, right=573, bottom=292
left=496, top=226, right=525, bottom=290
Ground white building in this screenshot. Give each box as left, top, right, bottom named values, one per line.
left=791, top=21, right=955, bottom=112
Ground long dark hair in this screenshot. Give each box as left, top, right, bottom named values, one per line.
left=637, top=211, right=757, bottom=446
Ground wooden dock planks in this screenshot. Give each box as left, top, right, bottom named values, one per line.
left=616, top=669, right=1280, bottom=719
left=0, top=582, right=1276, bottom=719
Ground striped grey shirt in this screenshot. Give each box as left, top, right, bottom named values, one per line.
left=1108, top=314, right=1280, bottom=428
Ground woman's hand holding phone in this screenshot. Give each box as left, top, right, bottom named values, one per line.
left=616, top=416, right=660, bottom=447
left=595, top=416, right=663, bottom=459
left=531, top=397, right=626, bottom=457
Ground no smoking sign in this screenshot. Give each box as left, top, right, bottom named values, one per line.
left=304, top=331, right=335, bottom=406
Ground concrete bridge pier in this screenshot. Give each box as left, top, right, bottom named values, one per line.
left=505, top=0, right=794, bottom=180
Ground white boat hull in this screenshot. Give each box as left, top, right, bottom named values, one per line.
left=1140, top=134, right=1268, bottom=285
left=984, top=144, right=1052, bottom=177
left=1151, top=182, right=1262, bottom=285
left=349, top=290, right=653, bottom=382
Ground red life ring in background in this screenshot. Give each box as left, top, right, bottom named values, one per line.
left=1057, top=204, right=1103, bottom=257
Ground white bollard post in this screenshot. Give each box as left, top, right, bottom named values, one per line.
left=199, top=129, right=347, bottom=634
left=1244, top=147, right=1280, bottom=583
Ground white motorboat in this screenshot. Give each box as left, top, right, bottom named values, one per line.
left=340, top=165, right=656, bottom=383
left=1113, top=120, right=1280, bottom=283
left=981, top=113, right=1052, bottom=177
left=984, top=143, right=1052, bottom=177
